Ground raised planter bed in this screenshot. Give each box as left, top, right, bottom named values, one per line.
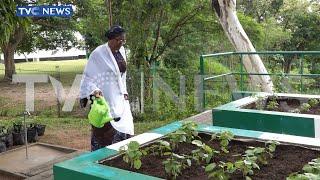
left=53, top=121, right=320, bottom=180
left=213, top=93, right=320, bottom=138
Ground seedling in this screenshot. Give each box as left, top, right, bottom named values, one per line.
left=300, top=103, right=311, bottom=112
left=265, top=140, right=279, bottom=158
left=167, top=121, right=199, bottom=150
left=146, top=140, right=171, bottom=156
left=235, top=155, right=259, bottom=179
left=245, top=147, right=268, bottom=165
left=163, top=153, right=191, bottom=180
left=167, top=130, right=187, bottom=150
left=266, top=98, right=279, bottom=110
left=119, top=141, right=147, bottom=169
left=205, top=162, right=232, bottom=180
left=180, top=121, right=199, bottom=142
left=308, top=99, right=319, bottom=108
left=287, top=158, right=320, bottom=180
left=211, top=131, right=234, bottom=153
left=191, top=140, right=219, bottom=164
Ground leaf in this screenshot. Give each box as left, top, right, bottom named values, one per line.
left=221, top=140, right=228, bottom=147
left=205, top=163, right=216, bottom=172
left=128, top=151, right=135, bottom=158
left=187, top=159, right=192, bottom=166
left=248, top=170, right=254, bottom=175
left=128, top=141, right=140, bottom=149
left=302, top=164, right=313, bottom=173
left=235, top=161, right=243, bottom=168
left=204, top=145, right=213, bottom=153
left=244, top=160, right=252, bottom=165
left=192, top=140, right=203, bottom=147
left=252, top=162, right=260, bottom=170
left=245, top=176, right=252, bottom=180
left=173, top=153, right=184, bottom=159
left=159, top=140, right=170, bottom=147
left=141, top=150, right=148, bottom=155
left=134, top=159, right=142, bottom=169
left=123, top=156, right=129, bottom=163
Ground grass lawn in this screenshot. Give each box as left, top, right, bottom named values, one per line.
left=0, top=59, right=87, bottom=74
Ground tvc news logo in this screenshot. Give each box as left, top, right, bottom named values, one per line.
left=16, top=5, right=73, bottom=17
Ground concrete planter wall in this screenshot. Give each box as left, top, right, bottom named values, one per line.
left=53, top=121, right=320, bottom=180
left=213, top=93, right=320, bottom=138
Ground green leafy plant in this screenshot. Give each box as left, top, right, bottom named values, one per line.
left=119, top=141, right=147, bottom=169
left=180, top=121, right=199, bottom=142
left=234, top=155, right=259, bottom=180
left=167, top=130, right=187, bottom=150
left=308, top=99, right=319, bottom=108
left=167, top=121, right=199, bottom=150
left=163, top=153, right=191, bottom=180
left=211, top=131, right=234, bottom=153
left=266, top=98, right=279, bottom=110
left=191, top=140, right=219, bottom=164
left=265, top=140, right=279, bottom=158
left=245, top=147, right=268, bottom=165
left=300, top=103, right=311, bottom=112
left=287, top=158, right=320, bottom=180
left=205, top=161, right=236, bottom=180
left=145, top=140, right=171, bottom=156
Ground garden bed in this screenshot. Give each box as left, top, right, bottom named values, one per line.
left=213, top=93, right=320, bottom=138
left=101, top=132, right=320, bottom=180
left=243, top=96, right=320, bottom=115
left=53, top=121, right=320, bottom=180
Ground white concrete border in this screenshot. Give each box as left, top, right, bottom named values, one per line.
left=106, top=133, right=163, bottom=151
left=314, top=117, right=320, bottom=138
left=258, top=132, right=320, bottom=147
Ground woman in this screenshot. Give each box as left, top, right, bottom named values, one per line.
left=79, top=25, right=134, bottom=151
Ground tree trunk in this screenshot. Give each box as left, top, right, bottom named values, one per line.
left=283, top=57, right=292, bottom=74
left=2, top=45, right=16, bottom=80
left=212, top=0, right=273, bottom=93
left=105, top=0, right=112, bottom=28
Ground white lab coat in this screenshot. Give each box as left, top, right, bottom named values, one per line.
left=80, top=43, right=134, bottom=135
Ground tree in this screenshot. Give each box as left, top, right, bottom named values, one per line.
left=278, top=0, right=320, bottom=73
left=110, top=0, right=219, bottom=68
left=212, top=0, right=273, bottom=92
left=77, top=0, right=110, bottom=53
left=0, top=0, right=30, bottom=80
left=1, top=0, right=82, bottom=81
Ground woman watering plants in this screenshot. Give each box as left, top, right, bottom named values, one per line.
left=79, top=25, right=134, bottom=151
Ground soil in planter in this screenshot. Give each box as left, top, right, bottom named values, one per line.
left=243, top=96, right=320, bottom=115
left=101, top=133, right=320, bottom=180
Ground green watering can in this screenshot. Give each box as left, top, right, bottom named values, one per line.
left=88, top=97, right=113, bottom=128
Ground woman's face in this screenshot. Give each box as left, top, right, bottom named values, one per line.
left=110, top=34, right=126, bottom=51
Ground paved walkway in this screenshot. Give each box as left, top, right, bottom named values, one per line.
left=184, top=110, right=212, bottom=125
